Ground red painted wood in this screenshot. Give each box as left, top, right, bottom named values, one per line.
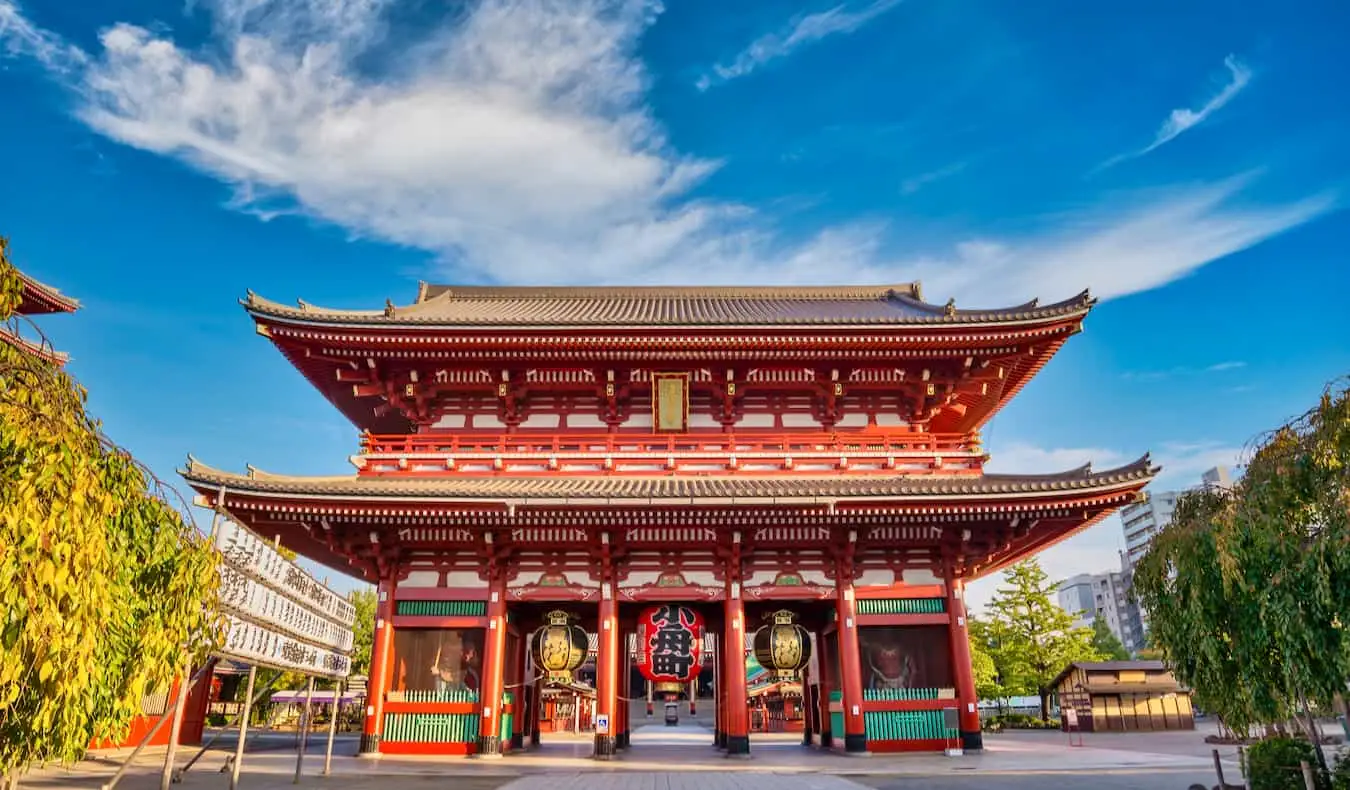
left=834, top=579, right=867, bottom=746
left=866, top=738, right=950, bottom=753
left=391, top=615, right=488, bottom=629
left=855, top=585, right=946, bottom=599
left=382, top=701, right=480, bottom=714
left=723, top=593, right=750, bottom=742
left=393, top=587, right=491, bottom=601
left=478, top=580, right=508, bottom=747
left=855, top=613, right=950, bottom=627
left=379, top=741, right=476, bottom=755
left=947, top=579, right=982, bottom=736
left=861, top=699, right=958, bottom=712
left=363, top=575, right=397, bottom=745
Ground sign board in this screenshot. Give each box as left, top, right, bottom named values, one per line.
left=942, top=707, right=960, bottom=731
left=1064, top=708, right=1079, bottom=728
left=212, top=520, right=355, bottom=678
left=595, top=714, right=610, bottom=735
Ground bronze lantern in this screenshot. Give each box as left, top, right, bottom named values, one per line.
left=752, top=610, right=812, bottom=680
left=531, top=610, right=588, bottom=683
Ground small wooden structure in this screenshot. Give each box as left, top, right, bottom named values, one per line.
left=1052, top=661, right=1194, bottom=732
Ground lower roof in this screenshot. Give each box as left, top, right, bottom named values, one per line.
left=181, top=456, right=1156, bottom=503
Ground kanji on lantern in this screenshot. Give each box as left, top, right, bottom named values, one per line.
left=636, top=605, right=704, bottom=693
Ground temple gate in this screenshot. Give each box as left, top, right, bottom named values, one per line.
left=183, top=284, right=1154, bottom=758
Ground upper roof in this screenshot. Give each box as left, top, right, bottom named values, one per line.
left=17, top=271, right=79, bottom=315
left=1050, top=660, right=1175, bottom=691
left=181, top=455, right=1155, bottom=502
left=244, top=283, right=1095, bottom=329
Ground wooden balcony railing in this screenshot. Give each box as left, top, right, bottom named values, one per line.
left=355, top=430, right=984, bottom=477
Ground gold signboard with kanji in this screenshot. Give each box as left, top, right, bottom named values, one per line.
left=652, top=372, right=689, bottom=432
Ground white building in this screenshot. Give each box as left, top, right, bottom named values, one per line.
left=1056, top=571, right=1139, bottom=651
left=1120, top=490, right=1179, bottom=569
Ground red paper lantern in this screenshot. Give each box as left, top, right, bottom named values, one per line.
left=635, top=605, right=704, bottom=693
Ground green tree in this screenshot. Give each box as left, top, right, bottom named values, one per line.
left=1134, top=379, right=1350, bottom=757
left=985, top=560, right=1102, bottom=720
left=1090, top=617, right=1131, bottom=661
left=0, top=240, right=222, bottom=781
left=968, top=616, right=1031, bottom=711
left=349, top=588, right=377, bottom=677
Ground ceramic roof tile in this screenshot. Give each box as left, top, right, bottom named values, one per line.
left=182, top=456, right=1156, bottom=501
left=244, top=284, right=1095, bottom=328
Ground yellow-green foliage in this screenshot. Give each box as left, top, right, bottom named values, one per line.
left=0, top=238, right=223, bottom=774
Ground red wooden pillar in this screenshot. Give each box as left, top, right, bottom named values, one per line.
left=477, top=577, right=508, bottom=757
left=594, top=587, right=619, bottom=759
left=948, top=577, right=984, bottom=751
left=511, top=628, right=528, bottom=750
left=360, top=574, right=397, bottom=754
left=834, top=571, right=868, bottom=753
left=723, top=584, right=750, bottom=756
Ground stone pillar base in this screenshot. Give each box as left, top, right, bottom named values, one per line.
left=844, top=733, right=868, bottom=753
left=510, top=732, right=524, bottom=750
left=593, top=734, right=617, bottom=759
left=358, top=734, right=380, bottom=755
left=476, top=735, right=502, bottom=757
left=819, top=730, right=832, bottom=749
left=725, top=735, right=750, bottom=757
left=713, top=729, right=724, bottom=748
left=960, top=730, right=984, bottom=752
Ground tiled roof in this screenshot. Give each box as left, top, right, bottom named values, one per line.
left=17, top=271, right=79, bottom=314
left=181, top=456, right=1156, bottom=502
left=243, top=284, right=1095, bottom=328
left=0, top=327, right=69, bottom=365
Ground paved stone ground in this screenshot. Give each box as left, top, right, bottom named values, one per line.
left=17, top=722, right=1246, bottom=790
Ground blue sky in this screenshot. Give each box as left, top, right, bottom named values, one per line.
left=2, top=0, right=1347, bottom=609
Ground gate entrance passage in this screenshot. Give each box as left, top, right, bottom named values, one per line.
left=182, top=283, right=1155, bottom=759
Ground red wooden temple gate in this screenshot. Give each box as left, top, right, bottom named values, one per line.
left=183, top=284, right=1154, bottom=758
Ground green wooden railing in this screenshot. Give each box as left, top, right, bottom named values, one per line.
left=856, top=598, right=946, bottom=615
left=864, top=709, right=954, bottom=741
left=400, top=688, right=479, bottom=703
left=383, top=713, right=477, bottom=743
left=862, top=687, right=943, bottom=701
left=395, top=600, right=486, bottom=616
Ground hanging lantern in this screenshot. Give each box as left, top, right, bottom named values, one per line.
left=531, top=610, right=588, bottom=684
left=752, top=610, right=811, bottom=681
left=636, top=605, right=704, bottom=694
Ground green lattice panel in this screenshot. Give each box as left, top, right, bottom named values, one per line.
left=864, top=709, right=955, bottom=741
left=400, top=688, right=480, bottom=703
left=395, top=600, right=486, bottom=616
left=856, top=598, right=946, bottom=615
left=862, top=687, right=943, bottom=701
left=383, top=713, right=477, bottom=743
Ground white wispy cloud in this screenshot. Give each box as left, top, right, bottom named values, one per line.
left=0, top=1, right=83, bottom=71
left=695, top=0, right=902, bottom=91
left=1098, top=54, right=1253, bottom=171
left=900, top=161, right=966, bottom=195
left=1122, top=360, right=1247, bottom=380
left=0, top=1, right=1334, bottom=308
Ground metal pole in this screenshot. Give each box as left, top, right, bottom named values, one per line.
left=229, top=667, right=257, bottom=790
left=324, top=681, right=342, bottom=776
left=293, top=676, right=315, bottom=783
left=1212, top=749, right=1226, bottom=787
left=160, top=662, right=192, bottom=790
left=100, top=664, right=212, bottom=790
left=181, top=667, right=281, bottom=777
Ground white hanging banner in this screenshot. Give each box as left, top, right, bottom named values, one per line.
left=212, top=520, right=355, bottom=678
left=218, top=614, right=352, bottom=678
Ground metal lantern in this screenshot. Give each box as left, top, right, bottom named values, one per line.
left=636, top=605, right=705, bottom=694
left=752, top=610, right=812, bottom=680
left=531, top=610, right=588, bottom=683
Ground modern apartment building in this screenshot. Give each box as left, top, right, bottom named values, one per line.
left=1056, top=571, right=1142, bottom=651
left=1120, top=490, right=1179, bottom=569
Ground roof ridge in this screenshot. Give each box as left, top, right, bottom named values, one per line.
left=420, top=284, right=922, bottom=301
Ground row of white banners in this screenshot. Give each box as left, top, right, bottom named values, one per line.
left=213, top=520, right=355, bottom=678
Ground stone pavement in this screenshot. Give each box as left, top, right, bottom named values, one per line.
left=15, top=722, right=1244, bottom=790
